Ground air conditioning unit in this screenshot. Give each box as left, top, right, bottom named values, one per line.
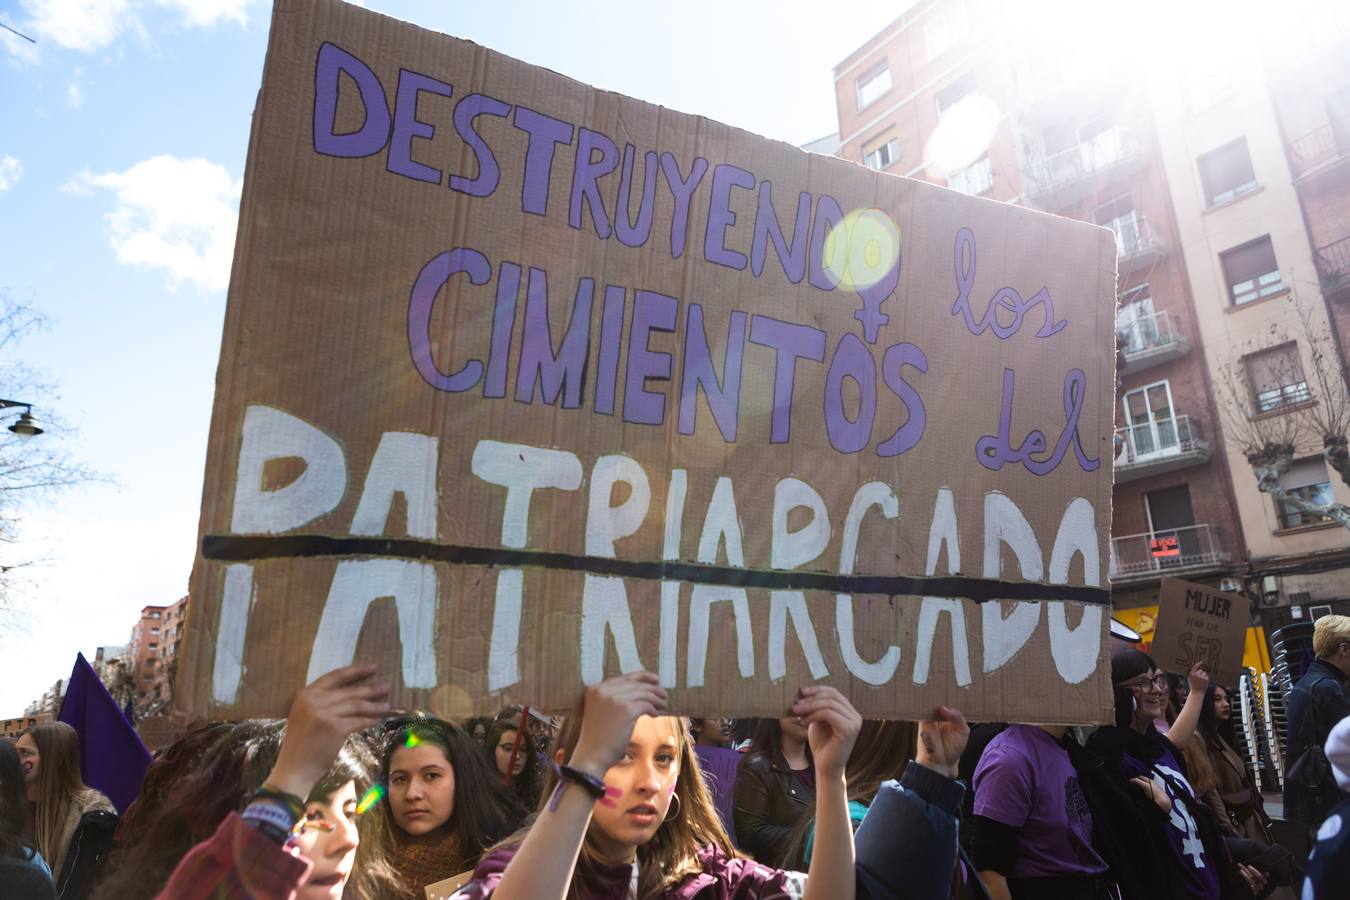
left=1220, top=578, right=1242, bottom=593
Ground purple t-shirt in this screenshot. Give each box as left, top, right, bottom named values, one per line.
left=1115, top=740, right=1221, bottom=900
left=972, top=725, right=1107, bottom=878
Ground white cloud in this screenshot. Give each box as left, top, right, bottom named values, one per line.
left=69, top=154, right=241, bottom=292
left=66, top=80, right=83, bottom=108
left=8, top=0, right=248, bottom=56
left=23, top=0, right=133, bottom=52
left=0, top=156, right=22, bottom=192
left=154, top=0, right=249, bottom=28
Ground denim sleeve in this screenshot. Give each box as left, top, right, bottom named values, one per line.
left=853, top=762, right=963, bottom=900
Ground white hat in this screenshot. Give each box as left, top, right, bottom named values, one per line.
left=1327, top=715, right=1350, bottom=793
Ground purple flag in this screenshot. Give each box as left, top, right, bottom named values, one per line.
left=57, top=653, right=152, bottom=813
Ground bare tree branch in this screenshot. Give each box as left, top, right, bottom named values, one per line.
left=1215, top=290, right=1350, bottom=530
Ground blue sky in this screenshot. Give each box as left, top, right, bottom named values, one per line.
left=0, top=0, right=909, bottom=714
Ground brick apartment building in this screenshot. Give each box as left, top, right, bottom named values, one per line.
left=828, top=0, right=1350, bottom=617
left=1, top=712, right=50, bottom=740
left=127, top=595, right=188, bottom=717
left=127, top=603, right=168, bottom=715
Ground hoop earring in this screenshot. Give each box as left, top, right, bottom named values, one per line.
left=666, top=792, right=681, bottom=821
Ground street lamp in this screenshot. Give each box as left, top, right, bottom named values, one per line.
left=0, top=400, right=43, bottom=441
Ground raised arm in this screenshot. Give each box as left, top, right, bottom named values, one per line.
left=1164, top=663, right=1209, bottom=751
left=795, top=686, right=861, bottom=900
left=486, top=673, right=666, bottom=900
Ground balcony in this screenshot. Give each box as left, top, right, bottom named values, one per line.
left=1110, top=524, right=1231, bottom=582
left=1111, top=215, right=1167, bottom=276
left=1315, top=236, right=1350, bottom=299
left=1023, top=129, right=1146, bottom=209
left=1116, top=311, right=1190, bottom=376
left=1287, top=117, right=1350, bottom=182
left=1113, top=415, right=1212, bottom=482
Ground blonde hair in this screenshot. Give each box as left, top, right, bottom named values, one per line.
left=1314, top=615, right=1350, bottom=658
left=494, top=713, right=737, bottom=900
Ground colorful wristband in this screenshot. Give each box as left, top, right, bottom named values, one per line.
left=241, top=799, right=300, bottom=845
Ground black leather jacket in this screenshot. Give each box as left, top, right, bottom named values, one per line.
left=1284, top=658, right=1350, bottom=821
left=731, top=754, right=812, bottom=866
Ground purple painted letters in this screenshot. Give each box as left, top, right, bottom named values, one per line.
left=750, top=183, right=810, bottom=284
left=951, top=227, right=1067, bottom=340
left=388, top=68, right=454, bottom=184
left=313, top=43, right=391, bottom=159
left=615, top=145, right=658, bottom=248
left=877, top=343, right=928, bottom=457
left=515, top=269, right=594, bottom=408
left=823, top=333, right=876, bottom=454
left=513, top=107, right=574, bottom=216
left=749, top=316, right=826, bottom=444
left=623, top=291, right=679, bottom=425
left=976, top=368, right=1099, bottom=475
left=678, top=305, right=746, bottom=442
left=449, top=93, right=511, bottom=197
left=703, top=164, right=755, bottom=270
left=408, top=248, right=490, bottom=392
left=569, top=128, right=619, bottom=238
left=660, top=153, right=709, bottom=260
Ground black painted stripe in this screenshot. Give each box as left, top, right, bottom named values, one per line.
left=202, top=534, right=1112, bottom=605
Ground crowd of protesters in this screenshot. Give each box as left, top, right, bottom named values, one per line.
left=3, top=615, right=1350, bottom=898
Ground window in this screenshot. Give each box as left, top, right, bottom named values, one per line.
left=863, top=135, right=899, bottom=171
left=1221, top=236, right=1283, bottom=305
left=150, top=627, right=160, bottom=634
left=855, top=62, right=892, bottom=111
left=1122, top=381, right=1178, bottom=457
left=947, top=155, right=992, bottom=195
left=148, top=643, right=158, bottom=650
left=924, top=2, right=968, bottom=61
left=150, top=611, right=161, bottom=619
left=1198, top=139, right=1258, bottom=206
left=1093, top=194, right=1141, bottom=257
left=1184, top=67, right=1235, bottom=114
left=1245, top=343, right=1311, bottom=413
left=936, top=72, right=977, bottom=119
left=1115, top=289, right=1157, bottom=353
left=1276, top=458, right=1334, bottom=528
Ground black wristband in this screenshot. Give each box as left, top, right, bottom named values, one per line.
left=558, top=764, right=607, bottom=799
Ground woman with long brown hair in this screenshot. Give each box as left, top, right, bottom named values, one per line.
left=782, top=718, right=917, bottom=868
left=449, top=671, right=862, bottom=900
left=15, top=721, right=117, bottom=898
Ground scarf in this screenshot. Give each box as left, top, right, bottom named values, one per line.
left=388, top=825, right=465, bottom=899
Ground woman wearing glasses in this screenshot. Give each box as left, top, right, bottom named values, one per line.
left=450, top=671, right=861, bottom=900
left=380, top=714, right=523, bottom=897
left=1084, top=649, right=1261, bottom=900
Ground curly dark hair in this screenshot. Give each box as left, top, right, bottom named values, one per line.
left=96, top=719, right=399, bottom=899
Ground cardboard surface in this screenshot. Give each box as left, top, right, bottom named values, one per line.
left=1150, top=578, right=1250, bottom=686
left=177, top=0, right=1117, bottom=723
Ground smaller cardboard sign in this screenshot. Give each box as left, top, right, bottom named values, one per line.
left=1150, top=535, right=1180, bottom=559
left=425, top=871, right=474, bottom=899
left=1150, top=577, right=1249, bottom=686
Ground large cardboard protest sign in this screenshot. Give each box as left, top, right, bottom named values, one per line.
left=1150, top=578, right=1249, bottom=686
left=177, top=0, right=1118, bottom=722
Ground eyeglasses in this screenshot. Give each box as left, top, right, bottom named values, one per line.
left=1118, top=674, right=1169, bottom=693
